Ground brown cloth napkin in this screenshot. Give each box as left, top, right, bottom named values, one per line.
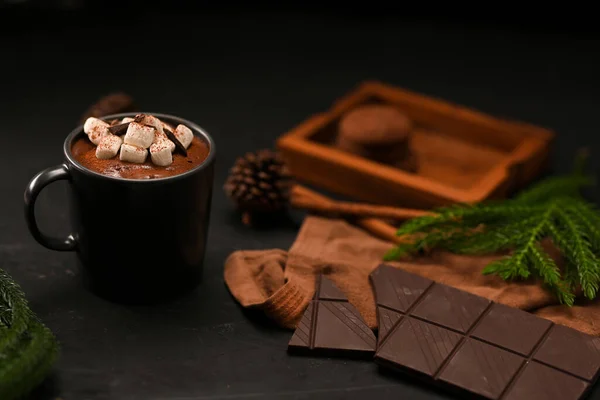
left=224, top=215, right=600, bottom=336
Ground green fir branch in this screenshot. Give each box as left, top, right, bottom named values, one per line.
left=490, top=205, right=555, bottom=281
left=447, top=216, right=538, bottom=255
left=0, top=268, right=59, bottom=400
left=482, top=257, right=515, bottom=278
left=396, top=203, right=540, bottom=236
left=545, top=221, right=583, bottom=294
left=383, top=242, right=418, bottom=261
left=385, top=154, right=600, bottom=305
left=554, top=206, right=600, bottom=299
left=0, top=269, right=33, bottom=354
left=567, top=200, right=600, bottom=252
left=0, top=321, right=58, bottom=400
left=527, top=243, right=575, bottom=306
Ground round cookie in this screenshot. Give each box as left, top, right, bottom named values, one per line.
left=336, top=104, right=417, bottom=172
left=337, top=104, right=412, bottom=146
left=337, top=137, right=418, bottom=172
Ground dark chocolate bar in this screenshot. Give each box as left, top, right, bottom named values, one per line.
left=287, top=275, right=376, bottom=357
left=370, top=264, right=600, bottom=400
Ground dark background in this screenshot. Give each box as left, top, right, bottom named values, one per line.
left=1, top=3, right=600, bottom=399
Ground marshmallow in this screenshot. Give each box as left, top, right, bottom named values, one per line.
left=150, top=140, right=174, bottom=166
left=174, top=124, right=194, bottom=149
left=124, top=122, right=155, bottom=149
left=95, top=135, right=123, bottom=159
left=83, top=117, right=110, bottom=146
left=121, top=117, right=135, bottom=123
left=149, top=128, right=175, bottom=166
left=161, top=121, right=175, bottom=133
left=160, top=122, right=177, bottom=153
left=120, top=144, right=147, bottom=163
left=135, top=114, right=164, bottom=135
left=152, top=129, right=176, bottom=153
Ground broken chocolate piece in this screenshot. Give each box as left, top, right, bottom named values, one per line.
left=164, top=127, right=188, bottom=156
left=370, top=264, right=600, bottom=400
left=108, top=122, right=131, bottom=136
left=287, top=275, right=376, bottom=358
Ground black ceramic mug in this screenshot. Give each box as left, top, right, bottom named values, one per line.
left=24, top=113, right=215, bottom=304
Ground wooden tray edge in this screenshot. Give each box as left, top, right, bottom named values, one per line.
left=360, top=80, right=556, bottom=142
left=276, top=80, right=555, bottom=206
left=276, top=113, right=474, bottom=203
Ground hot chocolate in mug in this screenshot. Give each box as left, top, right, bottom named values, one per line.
left=24, top=113, right=215, bottom=304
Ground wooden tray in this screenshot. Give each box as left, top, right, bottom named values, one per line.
left=276, top=81, right=555, bottom=209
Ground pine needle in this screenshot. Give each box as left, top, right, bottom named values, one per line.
left=0, top=268, right=59, bottom=400
left=447, top=216, right=538, bottom=254
left=555, top=206, right=600, bottom=299
left=0, top=269, right=33, bottom=356
left=567, top=201, right=600, bottom=252
left=528, top=243, right=575, bottom=306
left=385, top=153, right=600, bottom=306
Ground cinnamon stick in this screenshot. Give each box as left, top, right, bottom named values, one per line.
left=353, top=218, right=410, bottom=244
left=290, top=185, right=432, bottom=221
left=289, top=185, right=419, bottom=243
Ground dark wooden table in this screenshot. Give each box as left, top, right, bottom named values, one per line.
left=2, top=9, right=600, bottom=400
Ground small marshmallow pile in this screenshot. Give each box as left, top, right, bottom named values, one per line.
left=83, top=114, right=194, bottom=166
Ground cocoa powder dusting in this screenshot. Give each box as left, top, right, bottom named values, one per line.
left=71, top=135, right=210, bottom=179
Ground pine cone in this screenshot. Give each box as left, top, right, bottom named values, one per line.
left=224, top=149, right=293, bottom=225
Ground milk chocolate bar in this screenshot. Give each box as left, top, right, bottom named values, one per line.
left=371, top=264, right=600, bottom=399
left=287, top=275, right=376, bottom=358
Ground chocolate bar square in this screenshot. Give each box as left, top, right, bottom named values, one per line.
left=437, top=338, right=523, bottom=399
left=288, top=275, right=376, bottom=357
left=369, top=265, right=432, bottom=312
left=411, top=284, right=490, bottom=333
left=472, top=303, right=553, bottom=356
left=533, top=324, right=600, bottom=381
left=377, top=316, right=462, bottom=376
left=503, top=361, right=588, bottom=400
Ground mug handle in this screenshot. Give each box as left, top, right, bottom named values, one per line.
left=24, top=164, right=77, bottom=251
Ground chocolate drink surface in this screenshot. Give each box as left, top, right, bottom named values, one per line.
left=72, top=135, right=209, bottom=179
